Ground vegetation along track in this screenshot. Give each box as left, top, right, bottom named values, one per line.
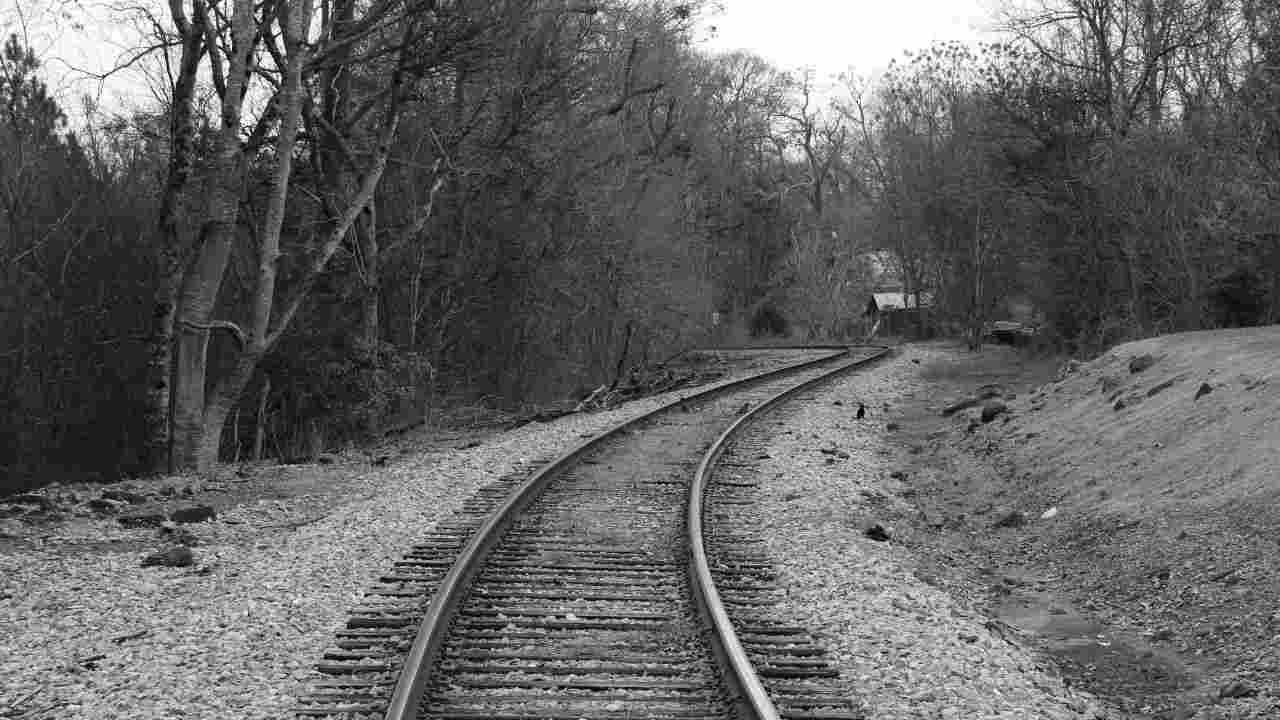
left=295, top=345, right=889, bottom=720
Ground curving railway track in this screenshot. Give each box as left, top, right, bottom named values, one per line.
left=296, top=345, right=889, bottom=720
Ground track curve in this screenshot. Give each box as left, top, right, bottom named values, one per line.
left=295, top=345, right=888, bottom=720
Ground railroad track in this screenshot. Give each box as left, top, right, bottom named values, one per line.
left=296, top=346, right=888, bottom=720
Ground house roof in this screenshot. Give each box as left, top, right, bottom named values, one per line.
left=871, top=291, right=933, bottom=310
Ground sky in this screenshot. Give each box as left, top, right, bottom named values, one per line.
left=7, top=0, right=1005, bottom=120
left=697, top=0, right=1001, bottom=86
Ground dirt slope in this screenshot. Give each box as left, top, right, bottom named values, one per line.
left=1011, top=326, right=1280, bottom=515
left=894, top=329, right=1280, bottom=719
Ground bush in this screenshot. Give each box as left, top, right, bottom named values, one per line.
left=1208, top=267, right=1269, bottom=328
left=749, top=305, right=789, bottom=337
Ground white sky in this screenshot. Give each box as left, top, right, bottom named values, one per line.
left=9, top=0, right=1006, bottom=120
left=697, top=0, right=1001, bottom=85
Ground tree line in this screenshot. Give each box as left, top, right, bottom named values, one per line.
left=2, top=0, right=1277, bottom=491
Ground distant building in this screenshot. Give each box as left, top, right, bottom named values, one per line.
left=863, top=289, right=934, bottom=337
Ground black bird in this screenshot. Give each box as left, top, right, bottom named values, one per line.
left=856, top=403, right=866, bottom=419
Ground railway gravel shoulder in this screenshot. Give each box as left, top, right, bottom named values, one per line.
left=748, top=344, right=1108, bottom=719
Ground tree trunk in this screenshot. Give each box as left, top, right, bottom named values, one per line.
left=144, top=0, right=207, bottom=474
left=172, top=216, right=242, bottom=470
left=359, top=204, right=379, bottom=344
left=196, top=351, right=261, bottom=468
left=142, top=283, right=179, bottom=473
left=169, top=0, right=257, bottom=471
left=253, top=375, right=270, bottom=461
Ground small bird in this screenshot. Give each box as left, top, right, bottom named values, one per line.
left=856, top=403, right=866, bottom=419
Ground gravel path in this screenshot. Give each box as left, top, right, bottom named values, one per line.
left=751, top=345, right=1108, bottom=719
left=0, top=350, right=822, bottom=720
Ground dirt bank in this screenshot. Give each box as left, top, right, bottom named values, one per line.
left=879, top=330, right=1280, bottom=719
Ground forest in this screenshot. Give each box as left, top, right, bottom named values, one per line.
left=1, top=0, right=1277, bottom=491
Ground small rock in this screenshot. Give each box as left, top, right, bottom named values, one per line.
left=864, top=524, right=890, bottom=542
left=1150, top=628, right=1175, bottom=642
left=1055, top=359, right=1082, bottom=381
left=1049, top=606, right=1068, bottom=615
left=756, top=453, right=771, bottom=460
left=832, top=400, right=844, bottom=406
left=966, top=419, right=981, bottom=433
left=141, top=546, right=195, bottom=568
left=101, top=489, right=149, bottom=504
left=1146, top=377, right=1178, bottom=397
left=980, top=400, right=1007, bottom=423
left=1129, top=354, right=1156, bottom=374
left=118, top=510, right=167, bottom=528
left=160, top=524, right=200, bottom=546
left=84, top=498, right=124, bottom=514
left=835, top=450, right=850, bottom=459
left=889, top=470, right=907, bottom=480
left=1218, top=681, right=1258, bottom=699
left=958, top=632, right=979, bottom=643
left=994, top=510, right=1027, bottom=528
left=976, top=384, right=1006, bottom=399
left=169, top=504, right=217, bottom=524
left=942, top=397, right=980, bottom=416
left=8, top=493, right=54, bottom=510
left=911, top=358, right=921, bottom=364
left=885, top=422, right=900, bottom=431
left=1040, top=506, right=1059, bottom=520
left=317, top=454, right=338, bottom=465
left=1194, top=382, right=1213, bottom=400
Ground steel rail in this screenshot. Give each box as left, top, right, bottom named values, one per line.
left=382, top=346, right=882, bottom=720
left=688, top=345, right=892, bottom=719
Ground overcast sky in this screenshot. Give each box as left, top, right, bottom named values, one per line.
left=697, top=0, right=1000, bottom=83
left=12, top=0, right=1005, bottom=118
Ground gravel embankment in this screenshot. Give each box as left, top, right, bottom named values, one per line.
left=0, top=350, right=823, bottom=720
left=752, top=345, right=1108, bottom=719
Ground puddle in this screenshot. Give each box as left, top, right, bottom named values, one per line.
left=997, top=585, right=1198, bottom=709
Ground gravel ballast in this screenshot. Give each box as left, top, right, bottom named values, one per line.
left=750, top=346, right=1108, bottom=719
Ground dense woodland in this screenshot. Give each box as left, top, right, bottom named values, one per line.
left=1, top=0, right=1278, bottom=491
